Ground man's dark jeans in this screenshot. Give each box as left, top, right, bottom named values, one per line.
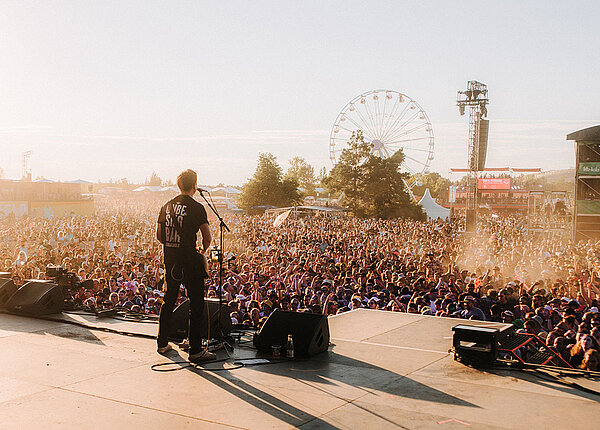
left=157, top=253, right=205, bottom=353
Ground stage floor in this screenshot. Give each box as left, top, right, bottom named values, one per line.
left=0, top=309, right=598, bottom=429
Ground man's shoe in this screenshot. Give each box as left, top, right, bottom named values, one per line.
left=157, top=344, right=174, bottom=354
left=189, top=350, right=216, bottom=362
left=178, top=339, right=190, bottom=351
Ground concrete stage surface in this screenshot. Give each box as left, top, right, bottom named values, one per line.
left=0, top=309, right=598, bottom=429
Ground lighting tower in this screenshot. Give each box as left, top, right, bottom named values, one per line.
left=22, top=150, right=33, bottom=181
left=457, top=81, right=489, bottom=232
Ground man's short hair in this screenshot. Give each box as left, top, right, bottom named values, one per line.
left=177, top=169, right=197, bottom=192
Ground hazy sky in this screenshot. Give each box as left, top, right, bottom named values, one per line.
left=1, top=1, right=598, bottom=185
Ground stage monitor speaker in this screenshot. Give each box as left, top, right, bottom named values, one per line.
left=253, top=310, right=330, bottom=357
left=168, top=298, right=232, bottom=341
left=452, top=324, right=500, bottom=368
left=0, top=278, right=18, bottom=308
left=6, top=281, right=64, bottom=316
left=477, top=119, right=489, bottom=171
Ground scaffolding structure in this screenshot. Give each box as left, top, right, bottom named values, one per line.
left=22, top=150, right=33, bottom=181
left=457, top=81, right=489, bottom=232
left=567, top=125, right=600, bottom=241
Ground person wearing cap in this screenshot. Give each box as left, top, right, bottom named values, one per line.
left=260, top=299, right=273, bottom=317
left=156, top=169, right=214, bottom=362
left=501, top=310, right=515, bottom=324
left=350, top=295, right=362, bottom=309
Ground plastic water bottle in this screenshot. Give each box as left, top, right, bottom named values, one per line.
left=286, top=334, right=294, bottom=359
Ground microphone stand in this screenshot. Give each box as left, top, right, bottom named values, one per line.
left=198, top=189, right=232, bottom=352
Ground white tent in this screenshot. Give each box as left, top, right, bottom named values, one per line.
left=66, top=179, right=92, bottom=184
left=132, top=186, right=164, bottom=192
left=211, top=186, right=241, bottom=195
left=418, top=188, right=450, bottom=220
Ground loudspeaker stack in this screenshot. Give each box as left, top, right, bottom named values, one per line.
left=253, top=310, right=330, bottom=357
left=5, top=281, right=64, bottom=316
left=0, top=277, right=18, bottom=308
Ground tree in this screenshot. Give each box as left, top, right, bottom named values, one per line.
left=316, top=167, right=328, bottom=187
left=239, top=153, right=301, bottom=210
left=285, top=157, right=315, bottom=192
left=410, top=172, right=452, bottom=200
left=146, top=171, right=162, bottom=186
left=325, top=131, right=425, bottom=220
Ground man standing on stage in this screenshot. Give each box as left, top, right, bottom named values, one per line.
left=156, top=169, right=215, bottom=361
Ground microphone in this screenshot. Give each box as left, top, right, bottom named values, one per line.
left=197, top=187, right=211, bottom=194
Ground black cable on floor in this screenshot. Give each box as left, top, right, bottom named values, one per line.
left=151, top=357, right=243, bottom=372
left=150, top=357, right=296, bottom=373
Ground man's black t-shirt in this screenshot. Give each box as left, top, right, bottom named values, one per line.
left=157, top=195, right=208, bottom=258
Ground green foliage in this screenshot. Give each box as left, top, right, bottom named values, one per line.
left=239, top=153, right=301, bottom=210
left=285, top=157, right=316, bottom=194
left=410, top=172, right=452, bottom=199
left=511, top=171, right=573, bottom=192
left=325, top=131, right=425, bottom=220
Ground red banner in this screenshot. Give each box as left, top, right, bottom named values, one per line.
left=478, top=178, right=511, bottom=189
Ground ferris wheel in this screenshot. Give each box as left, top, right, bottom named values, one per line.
left=330, top=89, right=434, bottom=188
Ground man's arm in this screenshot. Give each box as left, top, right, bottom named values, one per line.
left=199, top=223, right=212, bottom=253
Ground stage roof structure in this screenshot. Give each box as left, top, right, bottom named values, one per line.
left=566, top=125, right=600, bottom=141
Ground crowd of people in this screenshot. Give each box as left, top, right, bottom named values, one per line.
left=1, top=193, right=599, bottom=370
